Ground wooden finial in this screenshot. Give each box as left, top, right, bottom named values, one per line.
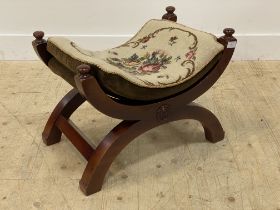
left=166, top=6, right=175, bottom=13
left=77, top=64, right=92, bottom=79
left=33, top=31, right=44, bottom=40
left=162, top=6, right=177, bottom=22
left=223, top=28, right=235, bottom=37
left=218, top=28, right=237, bottom=48
left=32, top=30, right=52, bottom=65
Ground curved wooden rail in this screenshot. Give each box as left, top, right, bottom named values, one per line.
left=79, top=102, right=224, bottom=195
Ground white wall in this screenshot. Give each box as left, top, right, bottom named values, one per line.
left=0, top=0, right=280, bottom=60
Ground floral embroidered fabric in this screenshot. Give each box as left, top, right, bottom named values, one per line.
left=47, top=19, right=224, bottom=88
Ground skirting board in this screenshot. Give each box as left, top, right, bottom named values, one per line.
left=0, top=34, right=280, bottom=60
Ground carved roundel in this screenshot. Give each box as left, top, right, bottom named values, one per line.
left=156, top=104, right=169, bottom=122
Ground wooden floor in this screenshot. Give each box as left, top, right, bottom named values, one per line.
left=0, top=61, right=280, bottom=210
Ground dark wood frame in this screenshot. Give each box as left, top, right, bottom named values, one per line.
left=32, top=6, right=236, bottom=196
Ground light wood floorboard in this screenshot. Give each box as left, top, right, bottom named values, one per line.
left=0, top=61, right=279, bottom=210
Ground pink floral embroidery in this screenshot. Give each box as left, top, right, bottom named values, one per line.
left=138, top=64, right=161, bottom=72
left=106, top=50, right=172, bottom=75
left=105, top=31, right=198, bottom=78
left=185, top=47, right=197, bottom=60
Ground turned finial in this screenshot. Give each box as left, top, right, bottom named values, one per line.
left=77, top=64, right=92, bottom=79
left=162, top=6, right=177, bottom=22
left=166, top=6, right=175, bottom=13
left=33, top=31, right=44, bottom=40
left=218, top=28, right=237, bottom=48
left=223, top=28, right=235, bottom=37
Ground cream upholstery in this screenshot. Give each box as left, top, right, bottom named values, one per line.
left=47, top=19, right=224, bottom=89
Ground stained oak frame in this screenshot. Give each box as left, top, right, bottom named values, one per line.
left=32, top=6, right=237, bottom=196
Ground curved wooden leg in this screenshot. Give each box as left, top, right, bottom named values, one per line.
left=79, top=102, right=224, bottom=195
left=185, top=103, right=225, bottom=143
left=42, top=89, right=86, bottom=145
left=79, top=120, right=153, bottom=195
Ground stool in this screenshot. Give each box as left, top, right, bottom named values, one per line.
left=32, top=6, right=237, bottom=196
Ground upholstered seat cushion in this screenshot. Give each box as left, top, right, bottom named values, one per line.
left=46, top=19, right=224, bottom=101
